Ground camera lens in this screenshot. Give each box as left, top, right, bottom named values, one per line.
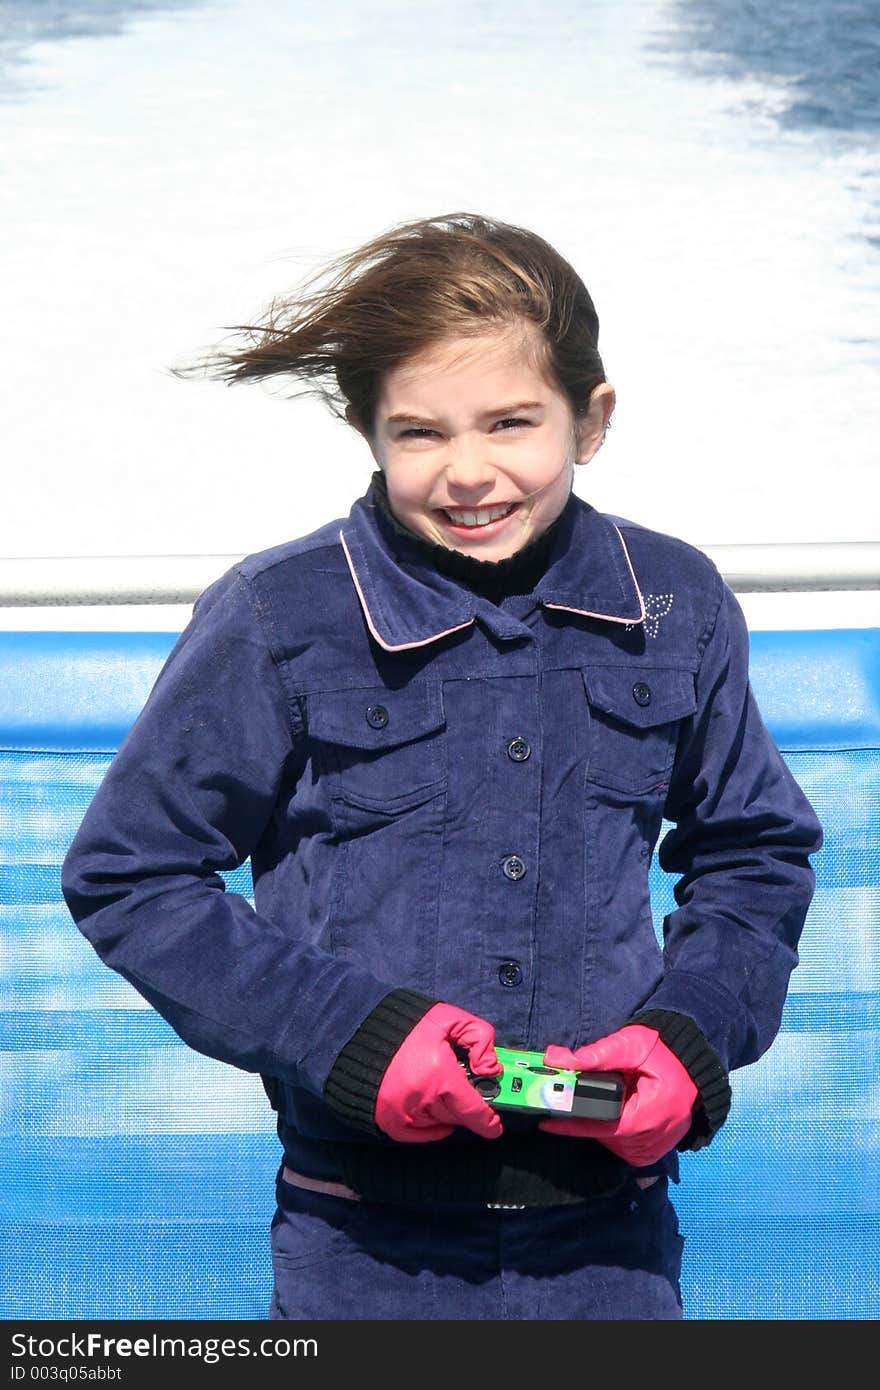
left=473, top=1076, right=502, bottom=1100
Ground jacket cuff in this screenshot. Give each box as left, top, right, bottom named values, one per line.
left=628, top=1008, right=732, bottom=1151
left=323, top=988, right=437, bottom=1135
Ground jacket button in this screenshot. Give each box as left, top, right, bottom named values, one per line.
left=365, top=704, right=389, bottom=729
left=501, top=854, right=527, bottom=881
left=498, top=960, right=524, bottom=987
left=632, top=682, right=651, bottom=706
left=507, top=736, right=531, bottom=762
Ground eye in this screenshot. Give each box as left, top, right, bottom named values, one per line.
left=494, top=417, right=532, bottom=431
left=400, top=426, right=439, bottom=439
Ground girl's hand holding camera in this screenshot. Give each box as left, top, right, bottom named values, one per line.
left=375, top=1002, right=504, bottom=1143
left=539, top=1025, right=699, bottom=1166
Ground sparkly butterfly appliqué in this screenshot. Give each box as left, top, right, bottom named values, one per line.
left=626, top=593, right=674, bottom=639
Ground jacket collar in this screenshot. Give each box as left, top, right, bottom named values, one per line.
left=339, top=484, right=645, bottom=652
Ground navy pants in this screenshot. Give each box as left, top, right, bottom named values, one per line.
left=268, top=1168, right=685, bottom=1320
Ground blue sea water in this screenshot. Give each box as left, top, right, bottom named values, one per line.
left=0, top=0, right=206, bottom=98
left=656, top=1, right=880, bottom=258
left=4, top=0, right=877, bottom=134
left=0, top=0, right=878, bottom=571
left=661, top=0, right=880, bottom=136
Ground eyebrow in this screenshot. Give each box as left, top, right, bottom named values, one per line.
left=386, top=401, right=545, bottom=425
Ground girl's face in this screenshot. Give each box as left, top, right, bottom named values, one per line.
left=367, top=324, right=614, bottom=563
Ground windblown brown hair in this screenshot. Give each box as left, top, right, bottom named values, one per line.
left=174, top=212, right=606, bottom=434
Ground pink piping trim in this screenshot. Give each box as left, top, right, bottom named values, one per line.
left=544, top=524, right=646, bottom=625
left=340, top=530, right=475, bottom=652
left=282, top=1165, right=361, bottom=1201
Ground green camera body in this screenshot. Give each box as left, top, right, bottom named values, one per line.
left=466, top=1045, right=624, bottom=1121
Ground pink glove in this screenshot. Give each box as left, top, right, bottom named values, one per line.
left=375, top=1001, right=504, bottom=1143
left=538, top=1025, right=699, bottom=1166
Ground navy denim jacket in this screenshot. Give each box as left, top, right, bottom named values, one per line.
left=62, top=485, right=822, bottom=1191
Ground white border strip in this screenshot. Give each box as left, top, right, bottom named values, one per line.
left=0, top=542, right=878, bottom=606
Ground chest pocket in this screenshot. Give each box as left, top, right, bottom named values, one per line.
left=307, top=684, right=446, bottom=812
left=582, top=667, right=697, bottom=795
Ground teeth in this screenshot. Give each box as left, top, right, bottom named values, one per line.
left=444, top=503, right=515, bottom=528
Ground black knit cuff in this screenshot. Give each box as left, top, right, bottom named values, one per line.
left=628, top=1009, right=732, bottom=1151
left=323, top=989, right=437, bottom=1135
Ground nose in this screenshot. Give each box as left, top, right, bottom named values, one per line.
left=445, top=434, right=494, bottom=492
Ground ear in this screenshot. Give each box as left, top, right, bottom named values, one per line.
left=574, top=383, right=616, bottom=466
left=346, top=404, right=386, bottom=471
left=345, top=404, right=382, bottom=462
left=344, top=403, right=365, bottom=434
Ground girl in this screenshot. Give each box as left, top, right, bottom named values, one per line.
left=61, top=213, right=823, bottom=1321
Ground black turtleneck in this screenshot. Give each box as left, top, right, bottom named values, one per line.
left=369, top=470, right=565, bottom=605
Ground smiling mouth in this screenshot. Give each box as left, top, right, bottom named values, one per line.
left=441, top=502, right=517, bottom=529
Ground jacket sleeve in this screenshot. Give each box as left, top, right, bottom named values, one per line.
left=60, top=567, right=397, bottom=1097
left=632, top=571, right=823, bottom=1079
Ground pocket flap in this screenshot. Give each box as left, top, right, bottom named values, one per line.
left=307, top=683, right=446, bottom=750
left=582, top=667, right=697, bottom=730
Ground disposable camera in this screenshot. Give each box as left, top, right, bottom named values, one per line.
left=464, top=1045, right=624, bottom=1120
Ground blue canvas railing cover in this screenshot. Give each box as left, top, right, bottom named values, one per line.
left=1, top=628, right=878, bottom=1320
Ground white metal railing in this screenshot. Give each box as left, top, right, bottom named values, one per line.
left=0, top=543, right=878, bottom=606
